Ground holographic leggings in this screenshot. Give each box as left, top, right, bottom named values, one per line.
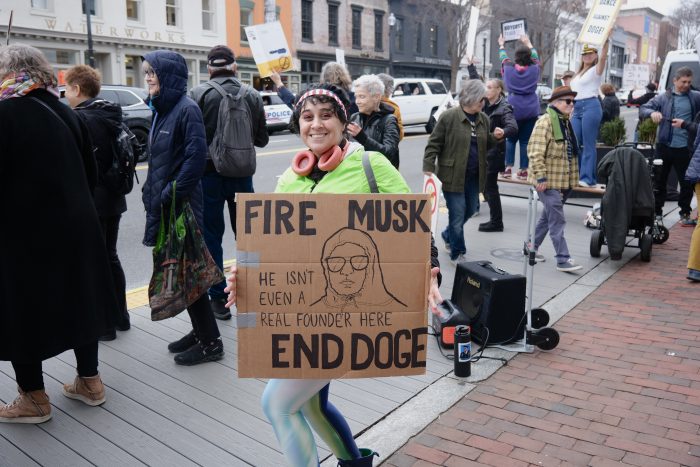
left=262, top=379, right=360, bottom=467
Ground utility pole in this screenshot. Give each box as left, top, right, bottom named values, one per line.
left=85, top=0, right=95, bottom=67
left=482, top=36, right=487, bottom=78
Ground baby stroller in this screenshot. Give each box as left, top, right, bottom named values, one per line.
left=589, top=143, right=669, bottom=262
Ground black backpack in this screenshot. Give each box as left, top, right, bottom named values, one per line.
left=102, top=123, right=139, bottom=195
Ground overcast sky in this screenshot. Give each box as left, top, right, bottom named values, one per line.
left=621, top=0, right=681, bottom=16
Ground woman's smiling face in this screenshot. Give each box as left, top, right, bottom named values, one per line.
left=298, top=99, right=344, bottom=156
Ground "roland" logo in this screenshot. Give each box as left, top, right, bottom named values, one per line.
left=466, top=276, right=480, bottom=288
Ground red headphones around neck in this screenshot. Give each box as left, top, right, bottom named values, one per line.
left=292, top=142, right=348, bottom=176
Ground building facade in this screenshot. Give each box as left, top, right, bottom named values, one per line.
left=1, top=0, right=227, bottom=88
left=616, top=6, right=663, bottom=76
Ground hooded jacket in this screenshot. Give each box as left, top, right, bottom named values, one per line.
left=74, top=98, right=127, bottom=217
left=501, top=52, right=541, bottom=121
left=141, top=50, right=208, bottom=246
left=350, top=102, right=400, bottom=168
left=597, top=147, right=655, bottom=258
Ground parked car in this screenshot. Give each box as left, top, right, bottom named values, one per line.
left=536, top=83, right=552, bottom=101
left=391, top=78, right=453, bottom=133
left=615, top=88, right=629, bottom=105
left=261, top=91, right=293, bottom=134
left=60, top=85, right=152, bottom=162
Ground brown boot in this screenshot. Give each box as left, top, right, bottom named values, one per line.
left=0, top=388, right=52, bottom=424
left=62, top=374, right=106, bottom=406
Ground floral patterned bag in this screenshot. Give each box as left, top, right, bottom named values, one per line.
left=148, top=182, right=224, bottom=321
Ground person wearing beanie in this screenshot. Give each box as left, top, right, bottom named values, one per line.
left=527, top=86, right=583, bottom=273
left=189, top=45, right=269, bottom=320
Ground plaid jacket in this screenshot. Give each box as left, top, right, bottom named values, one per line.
left=527, top=111, right=579, bottom=190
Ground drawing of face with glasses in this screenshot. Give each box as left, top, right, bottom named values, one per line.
left=312, top=228, right=404, bottom=311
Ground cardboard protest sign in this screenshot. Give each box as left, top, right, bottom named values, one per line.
left=501, top=18, right=527, bottom=43
left=422, top=174, right=442, bottom=233
left=577, top=0, right=622, bottom=46
left=465, top=6, right=480, bottom=60
left=244, top=21, right=293, bottom=77
left=622, top=64, right=650, bottom=89
left=235, top=194, right=432, bottom=379
left=335, top=48, right=346, bottom=66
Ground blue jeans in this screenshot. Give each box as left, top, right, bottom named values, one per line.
left=572, top=97, right=602, bottom=185
left=202, top=171, right=254, bottom=300
left=441, top=173, right=480, bottom=260
left=505, top=117, right=537, bottom=169
left=534, top=189, right=572, bottom=263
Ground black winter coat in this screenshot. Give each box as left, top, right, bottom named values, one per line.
left=597, top=147, right=655, bottom=259
left=601, top=95, right=620, bottom=125
left=0, top=89, right=118, bottom=362
left=350, top=103, right=400, bottom=168
left=189, top=71, right=269, bottom=150
left=483, top=97, right=518, bottom=173
left=74, top=98, right=127, bottom=217
left=142, top=50, right=208, bottom=246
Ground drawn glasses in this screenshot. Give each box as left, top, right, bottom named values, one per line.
left=325, top=255, right=369, bottom=272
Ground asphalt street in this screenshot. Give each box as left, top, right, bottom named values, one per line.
left=118, top=106, right=639, bottom=289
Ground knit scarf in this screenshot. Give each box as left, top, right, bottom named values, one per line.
left=547, top=106, right=577, bottom=160
left=0, top=71, right=59, bottom=101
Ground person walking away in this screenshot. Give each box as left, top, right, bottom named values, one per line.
left=465, top=61, right=518, bottom=231
left=141, top=50, right=224, bottom=365
left=223, top=83, right=444, bottom=466
left=499, top=34, right=540, bottom=180
left=0, top=44, right=116, bottom=423
left=599, top=83, right=620, bottom=127
left=320, top=62, right=359, bottom=114
left=376, top=73, right=404, bottom=141
left=628, top=82, right=657, bottom=142
left=527, top=86, right=583, bottom=273
left=424, top=80, right=504, bottom=264
left=64, top=64, right=131, bottom=341
left=347, top=74, right=401, bottom=168
left=640, top=67, right=700, bottom=227
left=570, top=39, right=609, bottom=187
left=190, top=45, right=269, bottom=320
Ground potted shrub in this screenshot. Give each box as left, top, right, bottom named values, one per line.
left=596, top=117, right=626, bottom=165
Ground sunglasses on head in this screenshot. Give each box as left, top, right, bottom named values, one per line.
left=557, top=98, right=574, bottom=105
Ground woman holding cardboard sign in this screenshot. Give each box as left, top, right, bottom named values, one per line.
left=225, top=83, right=443, bottom=467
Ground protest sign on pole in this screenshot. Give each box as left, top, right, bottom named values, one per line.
left=465, top=6, right=480, bottom=60
left=622, top=64, right=650, bottom=89
left=577, top=0, right=622, bottom=46
left=236, top=193, right=431, bottom=379
left=335, top=48, right=346, bottom=67
left=422, top=174, right=442, bottom=234
left=244, top=21, right=294, bottom=77
left=501, top=18, right=527, bottom=43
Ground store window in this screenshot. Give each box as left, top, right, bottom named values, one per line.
left=301, top=0, right=313, bottom=42
left=202, top=0, right=215, bottom=31
left=328, top=2, right=339, bottom=46
left=126, top=0, right=141, bottom=21
left=31, top=0, right=50, bottom=10
left=415, top=22, right=422, bottom=54
left=394, top=17, right=404, bottom=52
left=166, top=0, right=179, bottom=27
left=429, top=24, right=438, bottom=56
left=352, top=6, right=362, bottom=49
left=240, top=6, right=253, bottom=42
left=374, top=11, right=384, bottom=52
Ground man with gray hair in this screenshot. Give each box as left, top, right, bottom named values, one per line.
left=423, top=80, right=504, bottom=264
left=189, top=45, right=269, bottom=320
left=377, top=73, right=404, bottom=140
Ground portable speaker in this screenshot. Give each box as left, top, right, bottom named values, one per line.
left=450, top=261, right=526, bottom=345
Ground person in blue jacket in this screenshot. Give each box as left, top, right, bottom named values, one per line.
left=141, top=50, right=224, bottom=366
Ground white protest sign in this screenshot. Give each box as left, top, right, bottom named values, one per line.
left=622, top=64, right=650, bottom=89
left=501, top=19, right=527, bottom=43
left=335, top=48, right=345, bottom=67
left=578, top=0, right=622, bottom=46
left=423, top=174, right=442, bottom=233
left=244, top=21, right=293, bottom=77
left=465, top=6, right=480, bottom=60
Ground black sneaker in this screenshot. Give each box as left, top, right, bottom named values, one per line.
left=167, top=330, right=198, bottom=353
left=174, top=339, right=224, bottom=366
left=478, top=221, right=504, bottom=232
left=210, top=298, right=231, bottom=320
left=98, top=328, right=117, bottom=342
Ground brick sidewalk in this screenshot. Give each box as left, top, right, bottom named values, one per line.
left=386, top=223, right=700, bottom=466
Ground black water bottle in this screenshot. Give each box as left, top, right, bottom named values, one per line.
left=453, top=325, right=471, bottom=377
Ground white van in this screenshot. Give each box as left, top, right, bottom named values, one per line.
left=391, top=78, right=453, bottom=133
left=657, top=48, right=700, bottom=92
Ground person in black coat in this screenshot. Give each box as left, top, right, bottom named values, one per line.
left=65, top=65, right=131, bottom=341
left=600, top=83, right=620, bottom=127
left=0, top=44, right=118, bottom=423
left=628, top=82, right=657, bottom=141
left=141, top=50, right=224, bottom=366
left=347, top=74, right=401, bottom=168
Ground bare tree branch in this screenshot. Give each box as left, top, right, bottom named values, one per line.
left=672, top=0, right=700, bottom=49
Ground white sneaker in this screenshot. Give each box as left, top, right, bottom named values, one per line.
left=450, top=254, right=467, bottom=265
left=557, top=258, right=582, bottom=272
left=534, top=253, right=546, bottom=263
left=578, top=180, right=593, bottom=188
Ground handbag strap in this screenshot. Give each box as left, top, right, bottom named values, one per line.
left=362, top=151, right=379, bottom=194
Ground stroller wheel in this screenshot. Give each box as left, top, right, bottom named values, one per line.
left=531, top=308, right=549, bottom=329
left=590, top=230, right=604, bottom=257
left=640, top=234, right=652, bottom=262
left=652, top=225, right=669, bottom=244
left=531, top=327, right=560, bottom=351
